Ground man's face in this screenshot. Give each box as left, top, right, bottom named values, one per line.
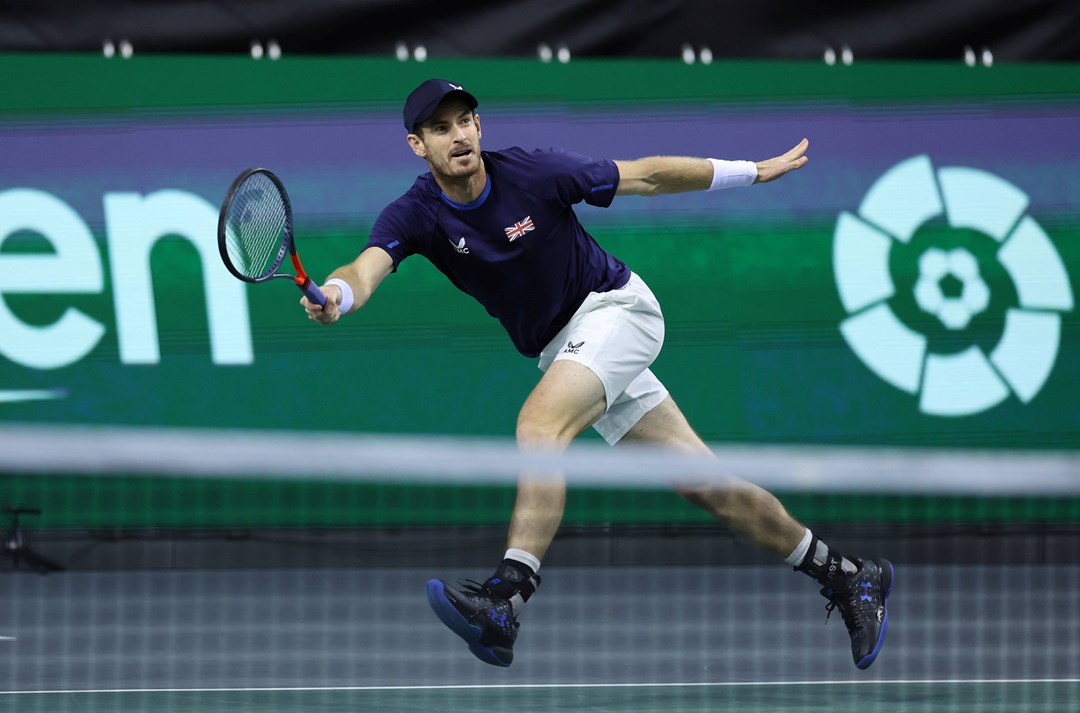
left=408, top=99, right=482, bottom=180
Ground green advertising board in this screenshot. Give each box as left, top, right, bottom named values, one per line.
left=1, top=56, right=1077, bottom=528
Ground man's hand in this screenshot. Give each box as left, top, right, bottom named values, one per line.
left=755, top=138, right=809, bottom=184
left=302, top=283, right=343, bottom=324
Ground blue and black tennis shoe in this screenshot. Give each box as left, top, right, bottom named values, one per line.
left=426, top=578, right=527, bottom=667
left=429, top=562, right=891, bottom=670
left=822, top=558, right=894, bottom=669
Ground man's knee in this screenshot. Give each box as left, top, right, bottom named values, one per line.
left=516, top=412, right=579, bottom=448
left=517, top=362, right=608, bottom=447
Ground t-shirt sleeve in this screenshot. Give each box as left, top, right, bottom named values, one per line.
left=365, top=200, right=419, bottom=270
left=538, top=148, right=620, bottom=208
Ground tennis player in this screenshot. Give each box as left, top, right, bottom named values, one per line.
left=302, top=79, right=893, bottom=670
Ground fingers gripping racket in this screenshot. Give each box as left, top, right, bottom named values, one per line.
left=217, top=168, right=326, bottom=306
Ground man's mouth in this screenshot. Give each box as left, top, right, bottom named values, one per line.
left=450, top=148, right=472, bottom=159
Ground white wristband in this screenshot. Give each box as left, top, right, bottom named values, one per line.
left=707, top=158, right=757, bottom=190
left=324, top=278, right=354, bottom=315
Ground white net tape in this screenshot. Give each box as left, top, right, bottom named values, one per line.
left=2, top=423, right=1078, bottom=495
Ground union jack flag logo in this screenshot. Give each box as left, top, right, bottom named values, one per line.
left=504, top=216, right=535, bottom=242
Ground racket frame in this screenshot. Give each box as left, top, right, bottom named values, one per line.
left=217, top=167, right=326, bottom=306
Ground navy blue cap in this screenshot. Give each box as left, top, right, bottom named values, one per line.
left=403, top=79, right=479, bottom=133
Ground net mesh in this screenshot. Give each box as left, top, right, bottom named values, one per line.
left=1, top=426, right=1078, bottom=713
left=223, top=172, right=290, bottom=280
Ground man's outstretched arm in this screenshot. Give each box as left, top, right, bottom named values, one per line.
left=614, top=138, right=809, bottom=196
left=301, top=246, right=394, bottom=324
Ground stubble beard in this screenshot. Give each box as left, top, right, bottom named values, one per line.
left=434, top=152, right=480, bottom=183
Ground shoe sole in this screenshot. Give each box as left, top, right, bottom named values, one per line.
left=855, top=559, right=893, bottom=670
left=425, top=579, right=513, bottom=667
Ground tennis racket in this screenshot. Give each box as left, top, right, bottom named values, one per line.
left=217, top=168, right=326, bottom=306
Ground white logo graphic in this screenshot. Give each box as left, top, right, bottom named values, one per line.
left=833, top=155, right=1074, bottom=417
left=450, top=236, right=469, bottom=254
left=913, top=247, right=989, bottom=330
left=0, top=188, right=254, bottom=403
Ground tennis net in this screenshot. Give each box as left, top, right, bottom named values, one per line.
left=1, top=424, right=1078, bottom=713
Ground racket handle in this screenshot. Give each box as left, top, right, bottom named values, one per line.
left=299, top=278, right=327, bottom=307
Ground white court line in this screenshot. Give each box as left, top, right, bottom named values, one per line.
left=0, top=679, right=1077, bottom=695
left=0, top=636, right=14, bottom=642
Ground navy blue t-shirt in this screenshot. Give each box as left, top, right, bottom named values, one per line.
left=366, top=147, right=630, bottom=357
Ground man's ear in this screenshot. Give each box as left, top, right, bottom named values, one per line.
left=475, top=113, right=482, bottom=139
left=407, top=133, right=426, bottom=158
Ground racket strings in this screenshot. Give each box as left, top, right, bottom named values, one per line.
left=224, top=173, right=290, bottom=280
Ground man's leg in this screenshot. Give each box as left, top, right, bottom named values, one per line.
left=620, top=395, right=893, bottom=670
left=619, top=395, right=805, bottom=557
left=426, top=360, right=607, bottom=667
left=507, top=359, right=608, bottom=558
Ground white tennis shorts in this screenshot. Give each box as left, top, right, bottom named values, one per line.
left=537, top=272, right=669, bottom=445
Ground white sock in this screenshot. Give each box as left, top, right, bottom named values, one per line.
left=784, top=528, right=813, bottom=566
left=504, top=548, right=541, bottom=574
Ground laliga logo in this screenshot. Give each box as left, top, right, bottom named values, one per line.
left=833, top=155, right=1074, bottom=417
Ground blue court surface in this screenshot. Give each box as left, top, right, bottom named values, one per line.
left=3, top=566, right=1077, bottom=712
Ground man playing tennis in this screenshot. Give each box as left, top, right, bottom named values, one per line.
left=301, top=79, right=893, bottom=671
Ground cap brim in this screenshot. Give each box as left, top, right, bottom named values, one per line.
left=410, top=90, right=479, bottom=132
